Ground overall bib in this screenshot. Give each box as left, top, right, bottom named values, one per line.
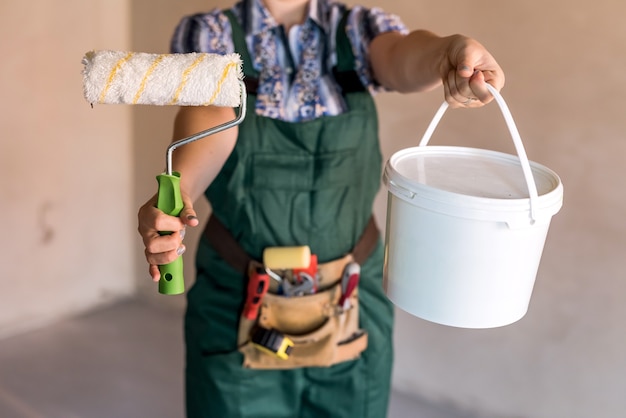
left=185, top=10, right=394, bottom=418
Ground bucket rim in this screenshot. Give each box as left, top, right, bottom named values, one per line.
left=384, top=145, right=563, bottom=226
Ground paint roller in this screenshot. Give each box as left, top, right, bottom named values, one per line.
left=82, top=50, right=247, bottom=295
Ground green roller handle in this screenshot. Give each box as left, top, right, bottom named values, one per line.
left=156, top=172, right=185, bottom=295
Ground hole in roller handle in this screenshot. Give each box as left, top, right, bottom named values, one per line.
left=417, top=85, right=539, bottom=223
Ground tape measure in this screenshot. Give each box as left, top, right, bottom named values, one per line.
left=251, top=326, right=294, bottom=360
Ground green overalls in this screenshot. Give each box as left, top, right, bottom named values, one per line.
left=184, top=10, right=394, bottom=418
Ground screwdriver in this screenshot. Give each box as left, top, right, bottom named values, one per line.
left=338, top=262, right=360, bottom=309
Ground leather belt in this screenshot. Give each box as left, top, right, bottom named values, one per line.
left=203, top=215, right=380, bottom=283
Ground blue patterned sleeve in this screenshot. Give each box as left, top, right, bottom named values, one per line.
left=170, top=10, right=234, bottom=55
left=346, top=6, right=409, bottom=93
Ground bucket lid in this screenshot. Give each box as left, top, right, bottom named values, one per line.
left=383, top=146, right=563, bottom=226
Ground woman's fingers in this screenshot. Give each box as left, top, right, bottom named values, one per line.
left=445, top=69, right=475, bottom=107
left=149, top=264, right=160, bottom=282
left=144, top=241, right=186, bottom=267
left=446, top=68, right=501, bottom=108
left=138, top=194, right=190, bottom=281
left=441, top=35, right=505, bottom=108
left=143, top=228, right=186, bottom=256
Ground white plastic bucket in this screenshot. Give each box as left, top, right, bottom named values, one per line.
left=382, top=85, right=563, bottom=329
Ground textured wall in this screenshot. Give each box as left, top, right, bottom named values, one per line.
left=0, top=0, right=135, bottom=337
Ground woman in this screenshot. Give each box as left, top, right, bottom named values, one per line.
left=138, top=0, right=504, bottom=416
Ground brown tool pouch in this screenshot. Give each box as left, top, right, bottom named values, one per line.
left=237, top=274, right=367, bottom=369
left=204, top=215, right=379, bottom=369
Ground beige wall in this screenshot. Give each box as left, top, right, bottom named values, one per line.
left=2, top=0, right=625, bottom=417
left=0, top=1, right=135, bottom=337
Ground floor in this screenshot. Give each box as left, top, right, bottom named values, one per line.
left=0, top=299, right=480, bottom=418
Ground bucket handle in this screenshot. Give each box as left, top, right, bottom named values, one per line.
left=418, top=84, right=539, bottom=222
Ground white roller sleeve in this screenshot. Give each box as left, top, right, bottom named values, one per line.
left=82, top=50, right=243, bottom=107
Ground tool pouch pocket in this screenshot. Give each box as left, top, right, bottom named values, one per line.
left=237, top=281, right=367, bottom=369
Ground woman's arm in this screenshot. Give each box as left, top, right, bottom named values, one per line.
left=137, top=105, right=238, bottom=281
left=369, top=30, right=505, bottom=107
left=171, top=106, right=238, bottom=203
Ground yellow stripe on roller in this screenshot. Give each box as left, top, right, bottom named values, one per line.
left=132, top=54, right=166, bottom=104
left=204, top=62, right=239, bottom=106
left=169, top=54, right=207, bottom=105
left=99, top=52, right=134, bottom=103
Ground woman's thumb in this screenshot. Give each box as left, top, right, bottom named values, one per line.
left=180, top=195, right=199, bottom=227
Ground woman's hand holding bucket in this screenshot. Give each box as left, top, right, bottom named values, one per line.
left=440, top=35, right=505, bottom=108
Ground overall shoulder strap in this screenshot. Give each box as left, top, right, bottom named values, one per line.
left=223, top=9, right=259, bottom=93
left=333, top=9, right=366, bottom=93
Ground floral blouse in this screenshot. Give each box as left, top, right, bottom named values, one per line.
left=170, top=0, right=408, bottom=122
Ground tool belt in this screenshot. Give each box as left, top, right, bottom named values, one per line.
left=203, top=215, right=379, bottom=369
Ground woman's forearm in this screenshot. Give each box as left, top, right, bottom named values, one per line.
left=170, top=106, right=238, bottom=203
left=370, top=30, right=453, bottom=93
left=370, top=29, right=503, bottom=102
